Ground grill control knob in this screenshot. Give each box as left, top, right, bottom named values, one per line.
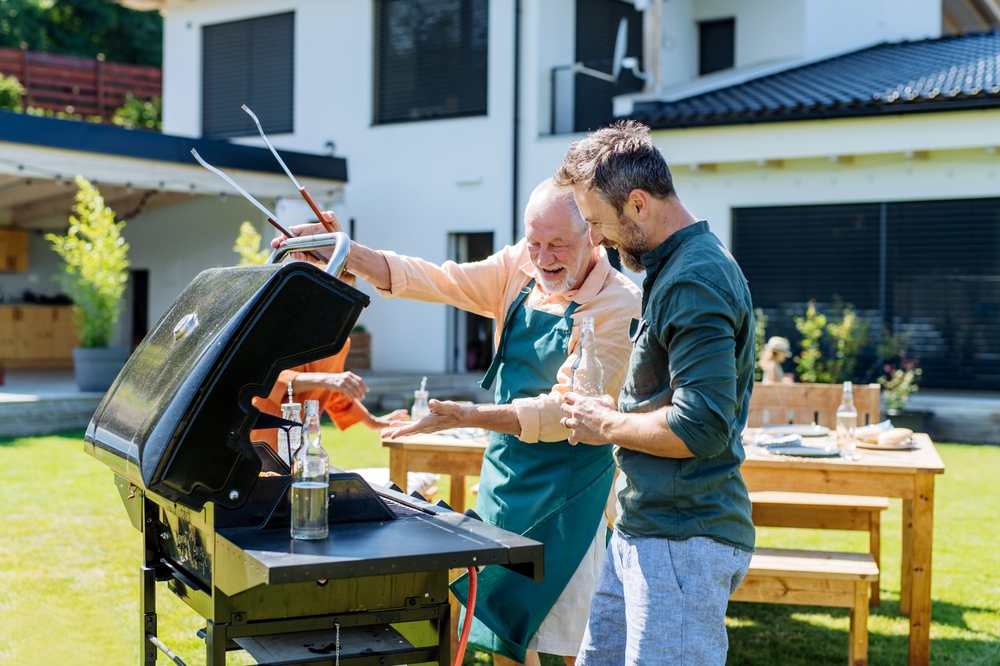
left=229, top=490, right=240, bottom=501
left=173, top=313, right=199, bottom=340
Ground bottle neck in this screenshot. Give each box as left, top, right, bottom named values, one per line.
left=580, top=326, right=597, bottom=356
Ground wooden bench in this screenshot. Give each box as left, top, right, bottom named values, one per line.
left=748, top=382, right=886, bottom=605
left=730, top=548, right=879, bottom=666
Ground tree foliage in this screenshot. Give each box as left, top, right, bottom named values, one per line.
left=233, top=221, right=270, bottom=266
left=0, top=0, right=162, bottom=66
left=46, top=176, right=130, bottom=347
left=111, top=94, right=161, bottom=130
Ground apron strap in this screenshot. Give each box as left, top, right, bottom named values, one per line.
left=479, top=279, right=535, bottom=391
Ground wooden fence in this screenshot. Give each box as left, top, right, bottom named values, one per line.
left=0, top=47, right=161, bottom=122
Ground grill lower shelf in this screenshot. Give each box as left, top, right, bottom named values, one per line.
left=234, top=624, right=430, bottom=666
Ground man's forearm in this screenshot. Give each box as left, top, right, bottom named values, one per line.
left=603, top=407, right=694, bottom=458
left=345, top=241, right=392, bottom=290
left=461, top=404, right=521, bottom=437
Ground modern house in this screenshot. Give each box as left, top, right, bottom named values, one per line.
left=3, top=0, right=999, bottom=435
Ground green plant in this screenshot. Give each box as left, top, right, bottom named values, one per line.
left=753, top=307, right=768, bottom=381
left=879, top=363, right=922, bottom=412
left=111, top=94, right=161, bottom=130
left=351, top=324, right=369, bottom=334
left=45, top=175, right=130, bottom=347
left=0, top=71, right=24, bottom=110
left=232, top=221, right=270, bottom=266
left=794, top=300, right=869, bottom=383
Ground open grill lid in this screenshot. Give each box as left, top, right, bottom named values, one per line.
left=84, top=260, right=369, bottom=511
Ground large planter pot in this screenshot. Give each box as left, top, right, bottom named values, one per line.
left=886, top=408, right=934, bottom=433
left=73, top=346, right=130, bottom=393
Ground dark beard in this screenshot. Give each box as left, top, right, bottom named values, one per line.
left=610, top=214, right=649, bottom=272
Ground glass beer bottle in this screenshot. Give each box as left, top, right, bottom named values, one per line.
left=572, top=317, right=604, bottom=397
left=291, top=400, right=329, bottom=540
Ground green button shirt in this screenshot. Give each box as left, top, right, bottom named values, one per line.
left=615, top=221, right=755, bottom=552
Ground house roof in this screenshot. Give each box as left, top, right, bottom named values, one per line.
left=629, top=30, right=1000, bottom=130
left=0, top=110, right=348, bottom=182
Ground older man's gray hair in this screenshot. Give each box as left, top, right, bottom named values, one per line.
left=525, top=178, right=587, bottom=234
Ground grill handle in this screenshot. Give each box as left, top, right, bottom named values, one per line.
left=269, top=231, right=351, bottom=278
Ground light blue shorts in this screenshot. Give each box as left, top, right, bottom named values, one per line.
left=577, top=531, right=752, bottom=666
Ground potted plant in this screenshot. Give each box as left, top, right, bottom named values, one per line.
left=46, top=176, right=131, bottom=392
left=876, top=329, right=933, bottom=432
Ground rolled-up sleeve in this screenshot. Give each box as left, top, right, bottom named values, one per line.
left=660, top=279, right=739, bottom=458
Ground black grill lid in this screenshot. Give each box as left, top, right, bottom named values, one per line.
left=85, top=261, right=369, bottom=510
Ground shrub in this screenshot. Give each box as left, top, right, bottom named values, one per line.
left=753, top=307, right=768, bottom=381
left=112, top=94, right=161, bottom=130
left=0, top=72, right=25, bottom=111
left=233, top=221, right=270, bottom=266
left=45, top=176, right=130, bottom=348
left=794, top=300, right=869, bottom=384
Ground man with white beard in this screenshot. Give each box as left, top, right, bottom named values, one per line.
left=276, top=178, right=640, bottom=666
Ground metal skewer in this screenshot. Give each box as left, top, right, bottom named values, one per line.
left=190, top=148, right=327, bottom=263
left=242, top=104, right=335, bottom=232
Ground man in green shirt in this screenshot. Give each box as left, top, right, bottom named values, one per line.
left=555, top=120, right=755, bottom=665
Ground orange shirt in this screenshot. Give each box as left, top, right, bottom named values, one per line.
left=251, top=339, right=369, bottom=451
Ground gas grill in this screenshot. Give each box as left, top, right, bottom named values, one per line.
left=84, top=233, right=543, bottom=666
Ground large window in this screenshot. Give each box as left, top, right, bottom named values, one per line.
left=572, top=0, right=644, bottom=133
left=374, top=0, right=489, bottom=125
left=733, top=198, right=1000, bottom=390
left=202, top=12, right=294, bottom=139
left=699, top=17, right=735, bottom=75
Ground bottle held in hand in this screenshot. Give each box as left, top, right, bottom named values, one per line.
left=836, top=381, right=858, bottom=460
left=572, top=317, right=604, bottom=397
left=291, top=400, right=329, bottom=540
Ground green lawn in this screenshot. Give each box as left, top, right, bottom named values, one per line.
left=0, top=426, right=997, bottom=665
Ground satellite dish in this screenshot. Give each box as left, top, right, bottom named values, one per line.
left=611, top=18, right=629, bottom=82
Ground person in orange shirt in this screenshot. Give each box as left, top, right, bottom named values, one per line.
left=251, top=338, right=407, bottom=451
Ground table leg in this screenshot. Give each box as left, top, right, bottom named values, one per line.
left=870, top=510, right=881, bottom=606
left=450, top=475, right=466, bottom=513
left=907, top=474, right=935, bottom=666
left=901, top=498, right=913, bottom=615
left=389, top=449, right=409, bottom=492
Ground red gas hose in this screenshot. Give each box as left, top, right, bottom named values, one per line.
left=453, top=566, right=478, bottom=666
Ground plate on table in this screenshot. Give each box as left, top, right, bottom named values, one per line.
left=856, top=440, right=919, bottom=451
left=761, top=424, right=831, bottom=438
left=767, top=444, right=841, bottom=458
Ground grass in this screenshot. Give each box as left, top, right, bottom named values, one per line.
left=0, top=428, right=997, bottom=665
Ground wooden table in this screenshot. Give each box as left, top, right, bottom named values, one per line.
left=742, top=433, right=945, bottom=666
left=381, top=432, right=489, bottom=512
left=383, top=430, right=946, bottom=665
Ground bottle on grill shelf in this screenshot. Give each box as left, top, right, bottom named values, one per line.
left=572, top=317, right=604, bottom=397
left=277, top=401, right=302, bottom=467
left=291, top=400, right=329, bottom=540
left=836, top=381, right=858, bottom=460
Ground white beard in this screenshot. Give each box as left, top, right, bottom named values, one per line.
left=534, top=265, right=576, bottom=294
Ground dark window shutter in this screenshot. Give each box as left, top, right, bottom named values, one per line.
left=733, top=198, right=1000, bottom=390
left=573, top=0, right=644, bottom=133
left=202, top=12, right=294, bottom=139
left=699, top=18, right=735, bottom=75
left=374, top=0, right=489, bottom=125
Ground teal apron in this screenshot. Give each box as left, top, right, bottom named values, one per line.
left=451, top=279, right=615, bottom=662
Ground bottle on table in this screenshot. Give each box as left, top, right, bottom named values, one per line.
left=572, top=317, right=604, bottom=397
left=291, top=400, right=329, bottom=540
left=836, top=381, right=858, bottom=460
left=411, top=376, right=430, bottom=421
left=278, top=402, right=302, bottom=467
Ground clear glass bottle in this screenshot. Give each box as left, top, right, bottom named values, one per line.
left=411, top=376, right=430, bottom=421
left=291, top=400, right=329, bottom=540
left=836, top=381, right=858, bottom=460
left=572, top=317, right=604, bottom=396
left=277, top=402, right=302, bottom=467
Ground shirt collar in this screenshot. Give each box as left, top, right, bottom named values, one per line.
left=641, top=220, right=710, bottom=273
left=516, top=241, right=612, bottom=305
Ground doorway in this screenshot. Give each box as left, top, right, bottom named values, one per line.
left=128, top=269, right=149, bottom=349
left=447, top=232, right=494, bottom=373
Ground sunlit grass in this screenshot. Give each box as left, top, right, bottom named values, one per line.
left=0, top=431, right=997, bottom=665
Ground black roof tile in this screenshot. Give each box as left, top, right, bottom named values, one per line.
left=630, top=30, right=1000, bottom=129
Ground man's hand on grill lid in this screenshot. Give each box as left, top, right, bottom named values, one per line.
left=381, top=399, right=467, bottom=439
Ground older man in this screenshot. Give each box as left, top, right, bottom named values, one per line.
left=279, top=179, right=640, bottom=666
left=556, top=122, right=755, bottom=665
